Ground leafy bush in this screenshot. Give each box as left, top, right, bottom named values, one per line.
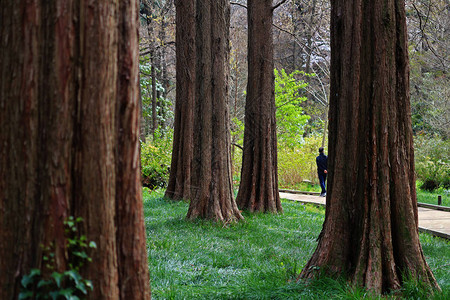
left=278, top=135, right=323, bottom=188
left=141, top=130, right=173, bottom=189
left=414, top=134, right=450, bottom=191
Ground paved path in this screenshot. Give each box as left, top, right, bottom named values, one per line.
left=280, top=192, right=450, bottom=240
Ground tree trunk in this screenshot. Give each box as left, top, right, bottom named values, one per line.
left=165, top=0, right=196, bottom=200
left=236, top=0, right=282, bottom=213
left=0, top=1, right=150, bottom=299
left=299, top=0, right=439, bottom=294
left=151, top=52, right=158, bottom=138
left=115, top=0, right=151, bottom=298
left=186, top=0, right=243, bottom=222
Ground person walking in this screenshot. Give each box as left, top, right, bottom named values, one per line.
left=316, top=147, right=328, bottom=197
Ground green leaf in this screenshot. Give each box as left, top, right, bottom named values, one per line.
left=21, top=269, right=40, bottom=288
left=18, top=291, right=34, bottom=300
left=59, top=288, right=75, bottom=299
left=37, top=279, right=52, bottom=288
left=52, top=272, right=63, bottom=288
left=89, top=241, right=97, bottom=249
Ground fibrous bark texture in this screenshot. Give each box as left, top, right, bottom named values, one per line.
left=299, top=0, right=439, bottom=294
left=165, top=0, right=196, bottom=201
left=186, top=0, right=243, bottom=222
left=0, top=1, right=150, bottom=299
left=236, top=0, right=282, bottom=213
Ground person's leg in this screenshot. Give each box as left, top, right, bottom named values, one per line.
left=318, top=173, right=326, bottom=196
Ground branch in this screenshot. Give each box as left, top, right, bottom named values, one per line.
left=272, top=0, right=287, bottom=11
left=230, top=2, right=247, bottom=9
left=232, top=143, right=243, bottom=150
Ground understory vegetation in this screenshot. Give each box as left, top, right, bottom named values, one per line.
left=144, top=189, right=450, bottom=299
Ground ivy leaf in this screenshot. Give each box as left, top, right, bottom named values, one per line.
left=52, top=272, right=63, bottom=288
left=59, top=288, right=76, bottom=299
left=21, top=269, right=40, bottom=288
left=18, top=291, right=34, bottom=300
left=37, top=279, right=52, bottom=288
left=89, top=241, right=97, bottom=249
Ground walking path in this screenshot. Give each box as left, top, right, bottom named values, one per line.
left=279, top=191, right=450, bottom=240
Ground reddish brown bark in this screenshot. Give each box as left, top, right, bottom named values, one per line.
left=165, top=0, right=196, bottom=201
left=186, top=0, right=243, bottom=222
left=115, top=0, right=151, bottom=298
left=236, top=0, right=282, bottom=213
left=299, top=0, right=439, bottom=294
left=0, top=1, right=150, bottom=299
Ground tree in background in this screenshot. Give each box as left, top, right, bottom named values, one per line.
left=236, top=0, right=286, bottom=213
left=300, top=0, right=439, bottom=294
left=187, top=0, right=243, bottom=221
left=165, top=0, right=196, bottom=200
left=0, top=1, right=150, bottom=299
left=139, top=0, right=176, bottom=138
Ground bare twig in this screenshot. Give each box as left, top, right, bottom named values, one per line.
left=230, top=2, right=247, bottom=10
left=272, top=0, right=288, bottom=11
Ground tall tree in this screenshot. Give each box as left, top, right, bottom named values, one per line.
left=186, top=0, right=243, bottom=222
left=165, top=0, right=196, bottom=200
left=299, top=0, right=439, bottom=294
left=0, top=1, right=150, bottom=299
left=236, top=0, right=282, bottom=213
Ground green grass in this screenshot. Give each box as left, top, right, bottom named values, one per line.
left=280, top=181, right=321, bottom=193
left=417, top=188, right=450, bottom=207
left=144, top=189, right=450, bottom=299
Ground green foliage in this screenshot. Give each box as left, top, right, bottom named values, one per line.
left=278, top=135, right=324, bottom=188
left=141, top=130, right=173, bottom=189
left=19, top=217, right=96, bottom=300
left=414, top=134, right=450, bottom=191
left=144, top=189, right=450, bottom=299
left=274, top=69, right=311, bottom=149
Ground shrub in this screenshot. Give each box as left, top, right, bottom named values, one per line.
left=141, top=130, right=173, bottom=190
left=278, top=135, right=324, bottom=187
left=414, top=134, right=450, bottom=191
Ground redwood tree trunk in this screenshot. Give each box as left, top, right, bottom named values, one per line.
left=299, top=0, right=439, bottom=294
left=236, top=0, right=282, bottom=213
left=186, top=0, right=243, bottom=222
left=115, top=0, right=151, bottom=298
left=165, top=0, right=196, bottom=200
left=0, top=1, right=150, bottom=299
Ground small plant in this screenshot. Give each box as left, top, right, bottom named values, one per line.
left=19, top=217, right=96, bottom=300
left=414, top=134, right=450, bottom=191
left=141, top=130, right=173, bottom=189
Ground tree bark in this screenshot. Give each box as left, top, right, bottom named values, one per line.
left=236, top=0, right=282, bottom=213
left=299, top=0, right=439, bottom=294
left=186, top=0, right=243, bottom=222
left=165, top=0, right=196, bottom=200
left=115, top=0, right=151, bottom=298
left=0, top=1, right=150, bottom=299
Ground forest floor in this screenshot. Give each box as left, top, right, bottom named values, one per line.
left=144, top=189, right=450, bottom=299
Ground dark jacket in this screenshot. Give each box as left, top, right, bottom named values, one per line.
left=316, top=153, right=327, bottom=174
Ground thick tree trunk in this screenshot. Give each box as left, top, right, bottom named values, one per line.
left=186, top=0, right=243, bottom=222
left=299, top=0, right=439, bottom=294
left=0, top=1, right=150, bottom=299
left=115, top=0, right=151, bottom=298
left=236, top=0, right=282, bottom=213
left=165, top=0, right=196, bottom=200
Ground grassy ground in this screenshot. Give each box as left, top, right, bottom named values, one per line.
left=144, top=189, right=450, bottom=299
left=416, top=188, right=450, bottom=207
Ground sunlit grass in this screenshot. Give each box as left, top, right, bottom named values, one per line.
left=144, top=188, right=450, bottom=299
left=417, top=188, right=450, bottom=207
